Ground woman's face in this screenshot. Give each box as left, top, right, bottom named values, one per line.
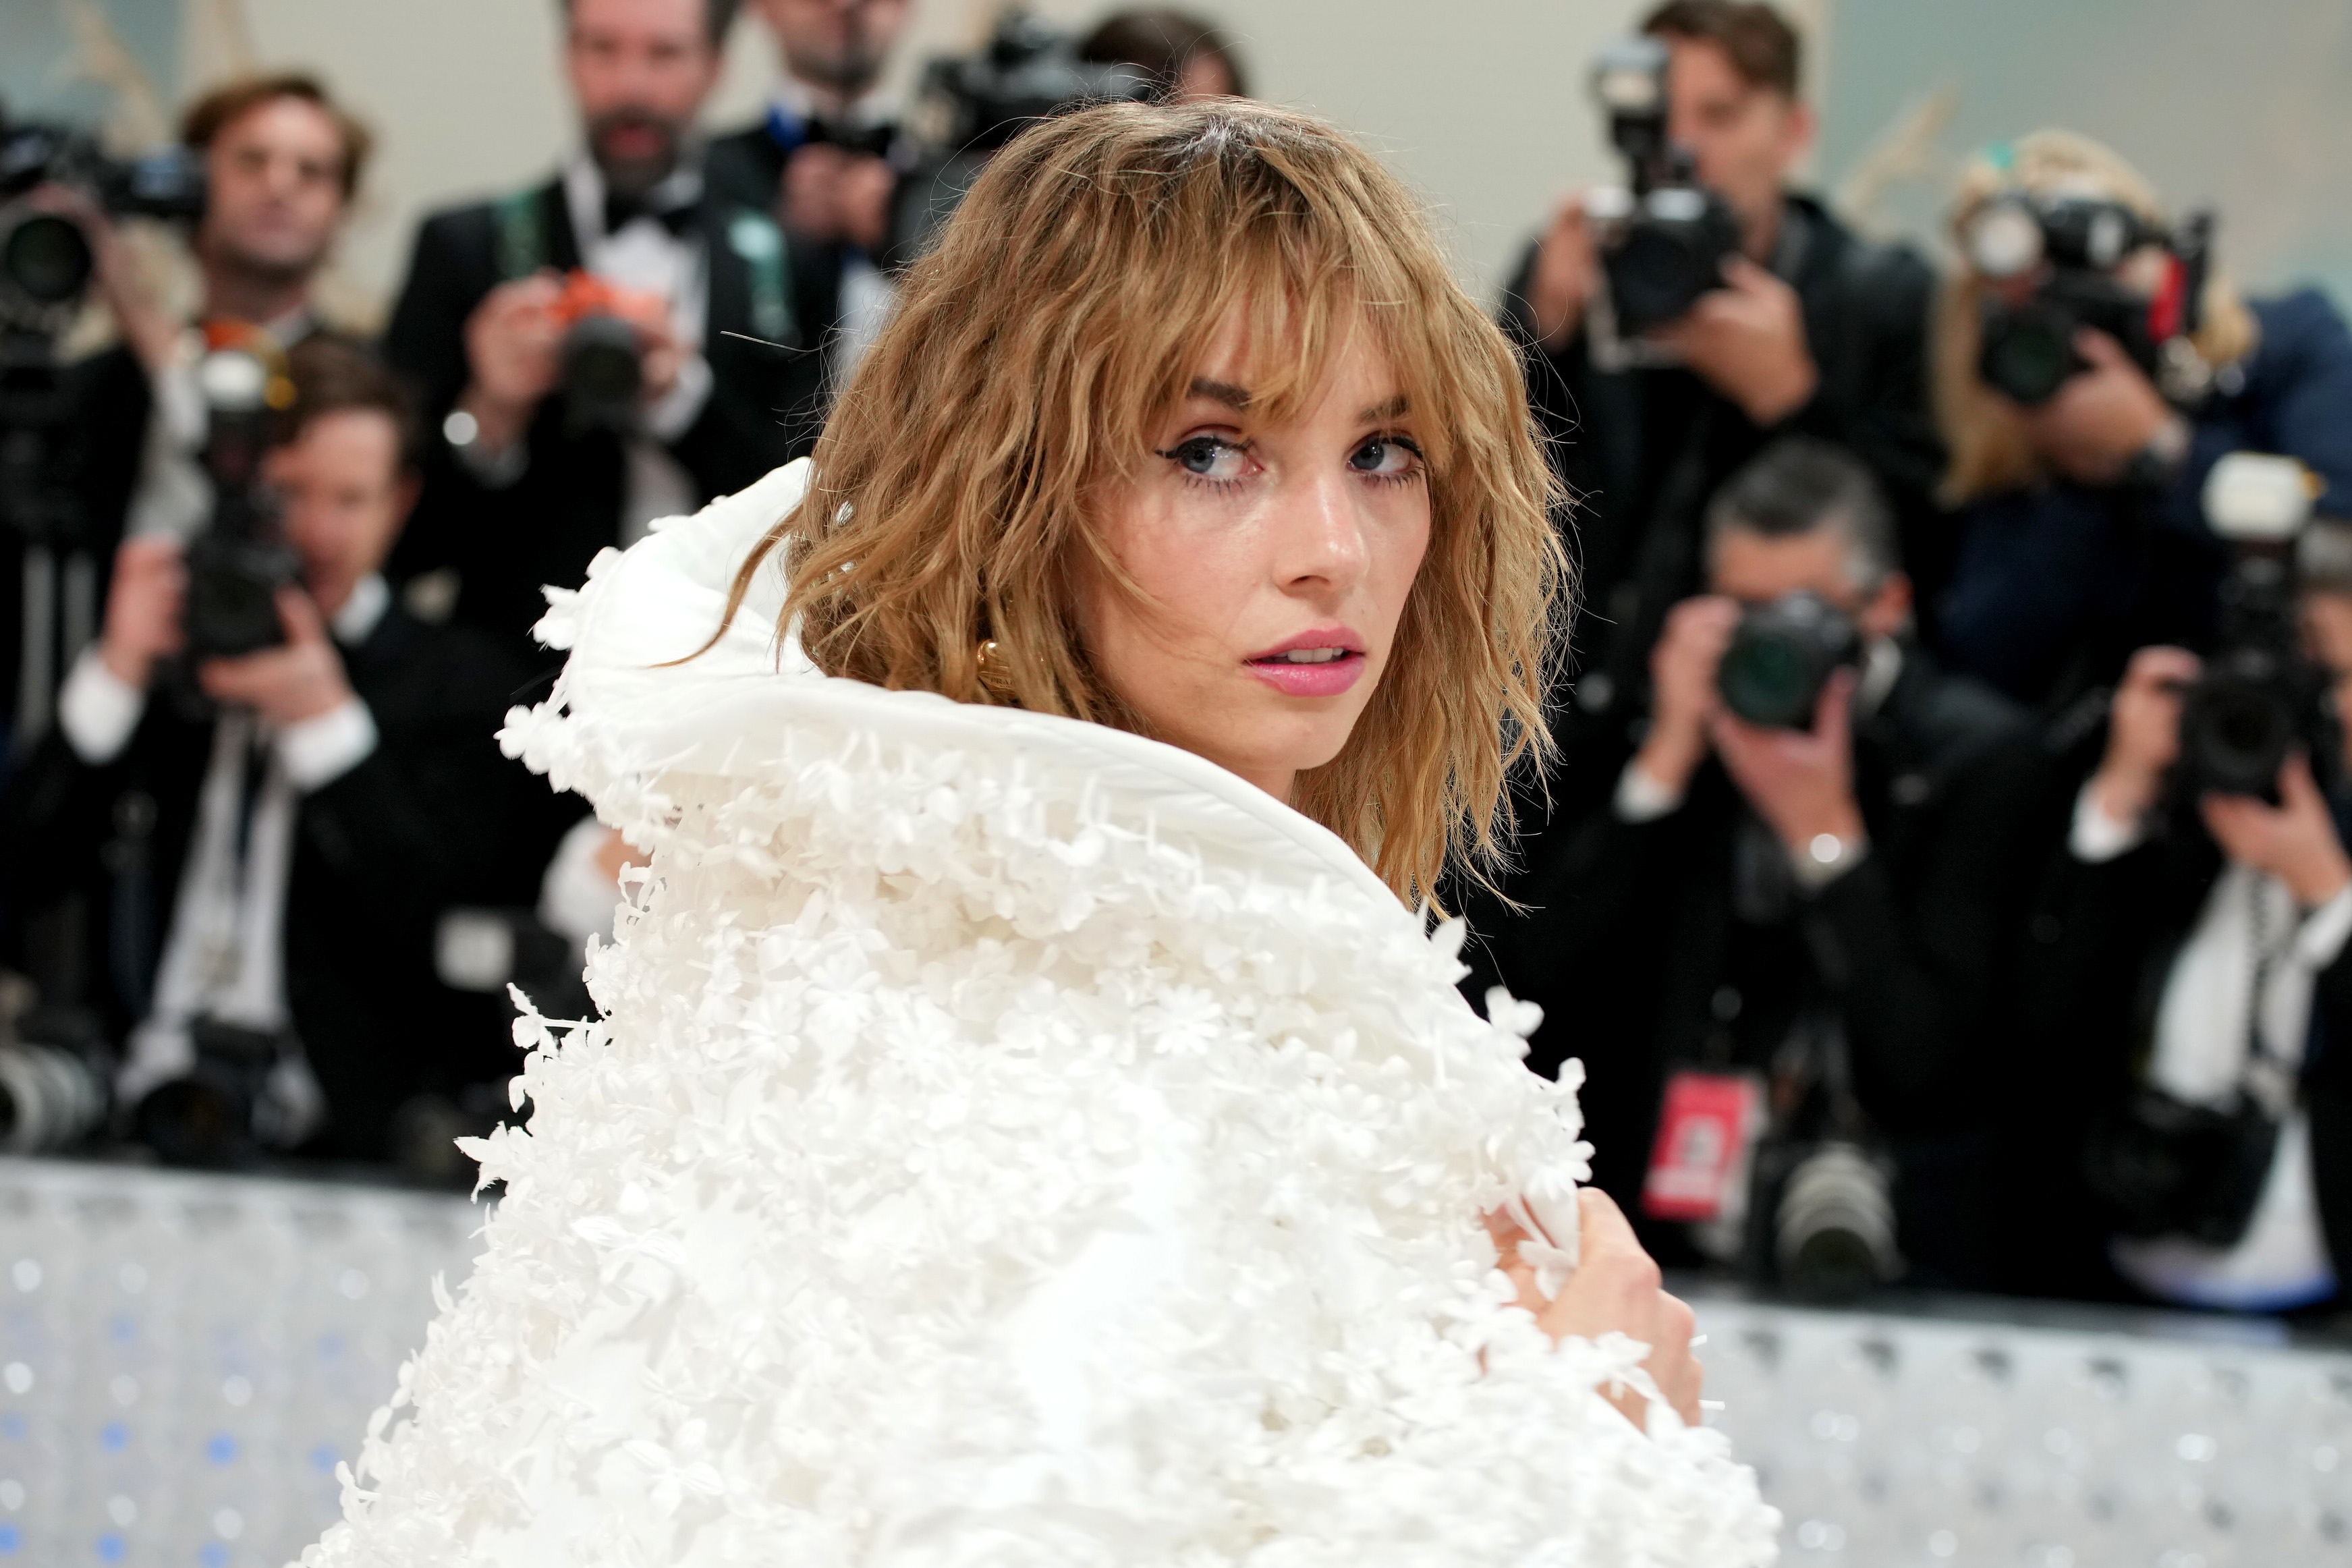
left=1076, top=314, right=1432, bottom=802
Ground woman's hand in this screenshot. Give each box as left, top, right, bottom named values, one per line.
left=1488, top=1187, right=1704, bottom=1430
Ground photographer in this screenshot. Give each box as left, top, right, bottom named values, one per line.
left=1501, top=0, right=1942, bottom=767
left=1502, top=439, right=2044, bottom=1290
left=0, top=339, right=538, bottom=1165
left=385, top=0, right=812, bottom=659
left=706, top=0, right=916, bottom=392
left=3, top=75, right=367, bottom=756
left=2002, top=524, right=2352, bottom=1310
left=1934, top=131, right=2352, bottom=711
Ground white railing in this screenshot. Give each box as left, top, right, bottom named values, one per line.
left=0, top=1158, right=2343, bottom=1567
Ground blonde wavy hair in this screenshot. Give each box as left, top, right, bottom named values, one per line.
left=712, top=99, right=1567, bottom=906
left=1935, top=129, right=2261, bottom=505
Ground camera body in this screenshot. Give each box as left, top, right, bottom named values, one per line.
left=549, top=269, right=652, bottom=434
left=1967, top=192, right=2213, bottom=407
left=183, top=345, right=300, bottom=660
left=1716, top=589, right=1861, bottom=729
left=0, top=110, right=205, bottom=334
left=2177, top=453, right=2329, bottom=797
left=1585, top=37, right=1743, bottom=338
left=133, top=1017, right=284, bottom=1168
left=889, top=11, right=1156, bottom=264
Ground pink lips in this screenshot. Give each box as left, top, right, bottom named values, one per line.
left=1244, top=627, right=1368, bottom=698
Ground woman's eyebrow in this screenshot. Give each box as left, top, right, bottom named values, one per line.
left=1358, top=394, right=1410, bottom=422
left=1187, top=377, right=1252, bottom=410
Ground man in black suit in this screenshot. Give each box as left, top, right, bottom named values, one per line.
left=706, top=0, right=914, bottom=360
left=383, top=0, right=817, bottom=663
left=0, top=339, right=540, bottom=1165
left=1499, top=439, right=2046, bottom=1290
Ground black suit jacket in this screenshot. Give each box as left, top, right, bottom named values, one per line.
left=0, top=607, right=544, bottom=1160
left=1496, top=649, right=2046, bottom=1285
left=381, top=175, right=826, bottom=661
left=2003, top=793, right=2352, bottom=1303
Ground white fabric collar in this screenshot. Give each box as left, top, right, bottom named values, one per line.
left=768, top=73, right=897, bottom=131
left=561, top=150, right=705, bottom=248
left=506, top=459, right=1402, bottom=913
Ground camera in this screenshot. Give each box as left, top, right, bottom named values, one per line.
left=1584, top=36, right=1743, bottom=339
left=1716, top=590, right=1860, bottom=729
left=182, top=343, right=301, bottom=660
left=1967, top=191, right=2214, bottom=407
left=888, top=11, right=1156, bottom=265
left=0, top=109, right=205, bottom=335
left=2177, top=453, right=2328, bottom=797
left=1752, top=1138, right=1902, bottom=1301
left=548, top=270, right=652, bottom=434
left=0, top=983, right=109, bottom=1155
left=132, top=1017, right=285, bottom=1167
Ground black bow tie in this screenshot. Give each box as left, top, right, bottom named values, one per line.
left=603, top=190, right=696, bottom=237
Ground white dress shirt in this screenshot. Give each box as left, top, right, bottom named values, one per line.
left=2073, top=785, right=2352, bottom=1309
left=57, top=574, right=391, bottom=1138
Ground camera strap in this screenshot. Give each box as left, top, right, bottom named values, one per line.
left=2237, top=874, right=2301, bottom=1118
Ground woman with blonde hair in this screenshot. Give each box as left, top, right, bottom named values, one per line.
left=304, top=101, right=1776, bottom=1565
left=1930, top=128, right=2352, bottom=707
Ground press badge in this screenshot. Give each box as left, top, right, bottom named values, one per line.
left=1643, top=1070, right=1764, bottom=1223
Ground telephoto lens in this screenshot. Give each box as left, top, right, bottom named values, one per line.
left=132, top=1019, right=281, bottom=1169
left=1771, top=1141, right=1902, bottom=1301
left=0, top=210, right=94, bottom=319
left=1716, top=590, right=1861, bottom=729
left=183, top=346, right=300, bottom=659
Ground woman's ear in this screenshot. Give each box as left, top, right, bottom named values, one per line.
left=1861, top=572, right=1913, bottom=641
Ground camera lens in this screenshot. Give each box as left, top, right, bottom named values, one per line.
left=559, top=314, right=645, bottom=432
left=1, top=211, right=94, bottom=307
left=1718, top=592, right=1859, bottom=730
left=1978, top=308, right=2075, bottom=405
left=1774, top=1142, right=1901, bottom=1302
left=2182, top=667, right=2296, bottom=797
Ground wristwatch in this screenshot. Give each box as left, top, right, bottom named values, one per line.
left=2120, top=414, right=2191, bottom=492
left=1791, top=831, right=1867, bottom=891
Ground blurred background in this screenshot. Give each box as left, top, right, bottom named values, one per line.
left=3, top=1, right=2352, bottom=1564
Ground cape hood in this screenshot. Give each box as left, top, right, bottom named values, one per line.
left=302, top=460, right=1777, bottom=1567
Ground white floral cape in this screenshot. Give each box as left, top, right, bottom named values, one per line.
left=301, top=460, right=1778, bottom=1567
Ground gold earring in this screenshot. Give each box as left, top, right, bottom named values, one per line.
left=975, top=638, right=1019, bottom=700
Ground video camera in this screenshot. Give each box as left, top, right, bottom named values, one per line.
left=1965, top=190, right=2216, bottom=408
left=0, top=109, right=205, bottom=338
left=1583, top=36, right=1743, bottom=341
left=1716, top=590, right=1860, bottom=729
left=887, top=11, right=1156, bottom=266
left=2175, top=453, right=2330, bottom=798
left=181, top=341, right=301, bottom=660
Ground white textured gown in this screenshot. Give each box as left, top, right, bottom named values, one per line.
left=300, top=460, right=1779, bottom=1566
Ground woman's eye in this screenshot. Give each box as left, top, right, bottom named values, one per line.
left=1162, top=435, right=1252, bottom=484
left=1349, top=436, right=1422, bottom=480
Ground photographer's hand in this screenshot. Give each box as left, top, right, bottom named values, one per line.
left=1635, top=595, right=1739, bottom=797
left=2202, top=754, right=2352, bottom=909
left=97, top=536, right=188, bottom=690
left=198, top=589, right=355, bottom=726
left=1711, top=667, right=1868, bottom=857
left=1657, top=257, right=1818, bottom=426
left=2090, top=646, right=2200, bottom=829
left=459, top=273, right=566, bottom=458
left=1527, top=194, right=1600, bottom=352
left=2017, top=329, right=2176, bottom=486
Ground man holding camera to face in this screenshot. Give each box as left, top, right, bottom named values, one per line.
left=0, top=339, right=536, bottom=1169
left=1998, top=474, right=2352, bottom=1310
left=1500, top=439, right=2044, bottom=1293
left=385, top=0, right=814, bottom=663
left=1502, top=1, right=1943, bottom=768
